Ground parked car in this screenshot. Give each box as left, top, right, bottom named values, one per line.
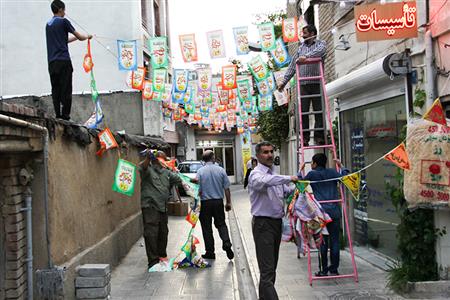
left=177, top=161, right=204, bottom=195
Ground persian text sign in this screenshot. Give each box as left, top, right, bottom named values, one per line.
left=355, top=1, right=417, bottom=42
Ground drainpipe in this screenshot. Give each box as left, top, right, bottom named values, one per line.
left=0, top=113, right=50, bottom=299
left=425, top=30, right=436, bottom=108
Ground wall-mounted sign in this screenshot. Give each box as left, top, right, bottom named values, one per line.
left=355, top=1, right=417, bottom=42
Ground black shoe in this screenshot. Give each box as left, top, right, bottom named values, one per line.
left=329, top=271, right=339, bottom=276
left=315, top=271, right=328, bottom=277
left=201, top=252, right=216, bottom=259
left=224, top=247, right=234, bottom=260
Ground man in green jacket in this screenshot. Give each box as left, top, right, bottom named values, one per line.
left=139, top=150, right=182, bottom=269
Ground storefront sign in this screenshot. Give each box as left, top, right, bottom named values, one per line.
left=355, top=1, right=417, bottom=42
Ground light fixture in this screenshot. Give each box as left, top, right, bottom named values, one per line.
left=335, top=35, right=351, bottom=51
left=339, top=1, right=346, bottom=8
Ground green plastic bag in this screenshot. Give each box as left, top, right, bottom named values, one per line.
left=112, top=159, right=136, bottom=196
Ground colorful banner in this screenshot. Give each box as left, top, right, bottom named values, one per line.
left=84, top=97, right=104, bottom=129
left=117, top=40, right=137, bottom=71
left=131, top=67, right=146, bottom=90
left=297, top=15, right=308, bottom=41
left=258, top=94, right=273, bottom=111
left=96, top=128, right=118, bottom=157
left=233, top=26, right=250, bottom=55
left=152, top=68, right=167, bottom=92
left=149, top=36, right=168, bottom=69
left=241, top=130, right=252, bottom=175
left=206, top=30, right=226, bottom=59
left=423, top=98, right=448, bottom=126
left=248, top=55, right=270, bottom=82
left=341, top=172, right=361, bottom=201
left=197, top=68, right=212, bottom=91
left=179, top=34, right=198, bottom=62
left=142, top=80, right=153, bottom=100
left=221, top=65, right=237, bottom=90
left=174, top=69, right=189, bottom=93
left=258, top=22, right=276, bottom=51
left=384, top=142, right=410, bottom=170
left=295, top=181, right=309, bottom=193
left=270, top=38, right=291, bottom=68
left=237, top=79, right=251, bottom=102
left=83, top=40, right=94, bottom=73
left=112, top=159, right=136, bottom=197
left=256, top=78, right=271, bottom=97
left=282, top=17, right=298, bottom=43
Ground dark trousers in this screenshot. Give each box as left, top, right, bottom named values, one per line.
left=142, top=207, right=169, bottom=267
left=252, top=216, right=282, bottom=300
left=48, top=60, right=73, bottom=120
left=300, top=83, right=324, bottom=142
left=319, top=217, right=340, bottom=274
left=199, top=199, right=231, bottom=254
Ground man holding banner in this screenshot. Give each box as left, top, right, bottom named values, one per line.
left=139, top=150, right=182, bottom=269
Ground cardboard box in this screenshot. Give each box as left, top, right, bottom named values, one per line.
left=167, top=201, right=189, bottom=216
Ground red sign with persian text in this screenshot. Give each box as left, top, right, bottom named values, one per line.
left=355, top=1, right=417, bottom=42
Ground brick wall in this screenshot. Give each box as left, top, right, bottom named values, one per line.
left=319, top=2, right=337, bottom=83
left=0, top=157, right=31, bottom=300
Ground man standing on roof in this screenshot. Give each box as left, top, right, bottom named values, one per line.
left=277, top=24, right=326, bottom=147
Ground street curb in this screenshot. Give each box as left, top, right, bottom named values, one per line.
left=228, top=207, right=258, bottom=300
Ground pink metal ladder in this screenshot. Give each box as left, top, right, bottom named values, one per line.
left=295, top=57, right=358, bottom=285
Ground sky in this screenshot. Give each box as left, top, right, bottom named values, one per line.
left=168, top=0, right=285, bottom=73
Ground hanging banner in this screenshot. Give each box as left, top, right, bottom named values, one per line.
left=423, top=98, right=448, bottom=127
left=83, top=40, right=94, bottom=73
left=404, top=118, right=450, bottom=208
left=267, top=72, right=276, bottom=92
left=341, top=172, right=361, bottom=201
left=174, top=69, right=189, bottom=93
left=142, top=80, right=153, bottom=100
left=258, top=22, right=276, bottom=51
left=248, top=55, right=270, bottom=82
left=355, top=1, right=418, bottom=42
left=258, top=94, right=273, bottom=111
left=184, top=100, right=195, bottom=115
left=221, top=65, right=237, bottom=90
left=84, top=98, right=104, bottom=129
left=117, top=40, right=137, bottom=71
left=96, top=127, right=118, bottom=157
left=217, top=84, right=230, bottom=105
left=197, top=68, right=212, bottom=91
left=297, top=15, right=308, bottom=41
left=384, top=142, right=411, bottom=170
left=295, top=181, right=310, bottom=193
left=270, top=38, right=291, bottom=68
left=206, top=30, right=226, bottom=59
left=149, top=36, right=168, bottom=69
left=112, top=159, right=136, bottom=197
left=233, top=26, right=250, bottom=55
left=256, top=79, right=271, bottom=97
left=161, top=83, right=172, bottom=103
left=237, top=75, right=254, bottom=95
left=237, top=79, right=251, bottom=102
left=179, top=34, right=198, bottom=62
left=241, top=130, right=252, bottom=175
left=152, top=68, right=167, bottom=92
left=131, top=67, right=146, bottom=90
left=282, top=17, right=298, bottom=43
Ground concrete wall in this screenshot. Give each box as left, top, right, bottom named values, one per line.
left=0, top=0, right=143, bottom=97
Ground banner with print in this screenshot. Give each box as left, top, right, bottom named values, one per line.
left=152, top=68, right=167, bottom=92
left=197, top=67, right=212, bottom=91
left=282, top=17, right=298, bottom=43
left=258, top=94, right=273, bottom=111
left=221, top=65, right=237, bottom=90
left=96, top=127, right=118, bottom=157
left=207, top=30, right=226, bottom=59
left=131, top=67, right=146, bottom=90
left=142, top=80, right=153, bottom=100
left=179, top=34, right=198, bottom=62
left=270, top=38, right=291, bottom=68
left=233, top=26, right=250, bottom=55
left=112, top=159, right=136, bottom=197
left=149, top=36, right=168, bottom=69
left=258, top=22, right=276, bottom=51
left=248, top=55, right=270, bottom=82
left=117, top=40, right=137, bottom=71
left=174, top=69, right=189, bottom=93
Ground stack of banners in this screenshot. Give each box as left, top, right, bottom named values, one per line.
left=83, top=41, right=104, bottom=129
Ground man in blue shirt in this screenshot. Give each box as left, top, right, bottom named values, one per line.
left=46, top=0, right=92, bottom=120
left=195, top=150, right=234, bottom=260
left=298, top=153, right=349, bottom=276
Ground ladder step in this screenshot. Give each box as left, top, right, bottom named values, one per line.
left=300, top=94, right=322, bottom=99
left=299, top=76, right=322, bottom=80
left=301, top=110, right=323, bottom=115
left=302, top=128, right=325, bottom=131
left=301, top=144, right=334, bottom=150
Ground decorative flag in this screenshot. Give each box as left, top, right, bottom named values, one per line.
left=221, top=65, right=237, bottom=90
left=423, top=98, right=448, bottom=126
left=237, top=75, right=254, bottom=94
left=179, top=34, right=198, bottom=62
left=83, top=40, right=94, bottom=73
left=258, top=22, right=276, bottom=51
left=152, top=68, right=166, bottom=92
left=206, top=30, right=226, bottom=59
left=256, top=79, right=271, bottom=96
left=84, top=98, right=104, bottom=129
left=163, top=108, right=172, bottom=118
left=161, top=83, right=172, bottom=103
left=131, top=67, right=146, bottom=90
left=217, top=84, right=230, bottom=105
left=112, top=159, right=136, bottom=197
left=185, top=100, right=195, bottom=115
left=282, top=17, right=298, bottom=43
left=258, top=94, right=273, bottom=111
left=174, top=69, right=189, bottom=93
left=297, top=15, right=308, bottom=41
left=237, top=79, right=251, bottom=102
left=270, top=38, right=291, bottom=68
left=172, top=91, right=185, bottom=104
left=384, top=142, right=411, bottom=170
left=295, top=181, right=309, bottom=193
left=233, top=26, right=250, bottom=55
left=149, top=36, right=168, bottom=69
left=173, top=108, right=183, bottom=121
left=341, top=172, right=361, bottom=201
left=197, top=68, right=212, bottom=91
left=117, top=40, right=137, bottom=71
left=186, top=207, right=200, bottom=227
left=96, top=127, right=118, bottom=157
left=142, top=80, right=153, bottom=100
left=248, top=55, right=269, bottom=82
left=267, top=72, right=276, bottom=92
